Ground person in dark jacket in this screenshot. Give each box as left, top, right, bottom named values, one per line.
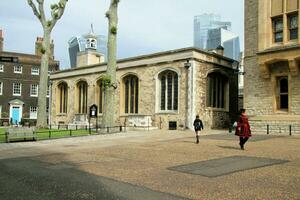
left=193, top=115, right=204, bottom=144
left=235, top=108, right=251, bottom=150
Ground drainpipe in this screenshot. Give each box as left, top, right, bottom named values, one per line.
left=184, top=60, right=191, bottom=129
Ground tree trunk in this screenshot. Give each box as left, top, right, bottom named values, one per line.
left=102, top=0, right=119, bottom=128
left=27, top=0, right=68, bottom=129
left=36, top=29, right=51, bottom=128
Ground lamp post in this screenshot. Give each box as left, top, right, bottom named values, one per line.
left=232, top=61, right=245, bottom=75
left=48, top=80, right=53, bottom=128
left=184, top=59, right=191, bottom=129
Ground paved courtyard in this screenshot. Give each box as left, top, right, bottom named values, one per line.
left=0, top=130, right=299, bottom=200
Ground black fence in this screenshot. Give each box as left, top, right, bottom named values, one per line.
left=251, top=124, right=300, bottom=135
left=0, top=123, right=154, bottom=143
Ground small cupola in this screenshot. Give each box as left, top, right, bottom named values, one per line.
left=84, top=24, right=97, bottom=50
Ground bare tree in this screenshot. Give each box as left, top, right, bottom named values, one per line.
left=102, top=0, right=120, bottom=127
left=27, top=0, right=69, bottom=128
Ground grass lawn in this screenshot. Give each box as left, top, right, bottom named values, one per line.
left=0, top=127, right=97, bottom=143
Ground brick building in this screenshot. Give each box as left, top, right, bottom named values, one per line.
left=0, top=30, right=59, bottom=125
left=50, top=34, right=238, bottom=130
left=244, top=0, right=300, bottom=131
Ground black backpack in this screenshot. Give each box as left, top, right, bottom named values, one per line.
left=195, top=121, right=201, bottom=130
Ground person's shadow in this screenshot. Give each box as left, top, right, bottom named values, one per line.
left=217, top=145, right=241, bottom=150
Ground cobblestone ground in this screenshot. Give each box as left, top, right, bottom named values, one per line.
left=0, top=129, right=299, bottom=200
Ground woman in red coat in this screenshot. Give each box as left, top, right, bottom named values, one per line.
left=235, top=108, right=251, bottom=150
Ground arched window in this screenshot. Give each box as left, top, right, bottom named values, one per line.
left=90, top=39, right=96, bottom=49
left=159, top=70, right=178, bottom=111
left=96, top=79, right=105, bottom=113
left=57, top=82, right=68, bottom=113
left=77, top=81, right=88, bottom=114
left=278, top=77, right=288, bottom=109
left=86, top=38, right=97, bottom=49
left=123, top=75, right=139, bottom=114
left=207, top=72, right=228, bottom=109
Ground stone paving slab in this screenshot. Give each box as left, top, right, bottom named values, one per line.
left=168, top=156, right=290, bottom=177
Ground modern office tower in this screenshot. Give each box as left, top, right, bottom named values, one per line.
left=68, top=29, right=107, bottom=68
left=193, top=14, right=231, bottom=49
left=207, top=27, right=241, bottom=60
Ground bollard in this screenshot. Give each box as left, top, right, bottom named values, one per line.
left=124, top=119, right=127, bottom=132
left=289, top=125, right=292, bottom=136
left=70, top=129, right=72, bottom=136
left=267, top=124, right=269, bottom=135
left=159, top=117, right=162, bottom=129
left=49, top=130, right=51, bottom=139
left=107, top=127, right=109, bottom=133
left=120, top=126, right=122, bottom=132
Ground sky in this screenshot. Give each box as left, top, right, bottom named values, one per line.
left=0, top=0, right=244, bottom=69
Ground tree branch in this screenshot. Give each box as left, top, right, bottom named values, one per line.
left=36, top=0, right=46, bottom=23
left=112, top=0, right=120, bottom=5
left=27, top=0, right=42, bottom=22
left=50, top=0, right=68, bottom=29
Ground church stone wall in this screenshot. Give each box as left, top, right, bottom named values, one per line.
left=51, top=48, right=237, bottom=130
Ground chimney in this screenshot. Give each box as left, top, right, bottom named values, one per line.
left=35, top=37, right=54, bottom=59
left=0, top=30, right=4, bottom=52
left=216, top=45, right=224, bottom=56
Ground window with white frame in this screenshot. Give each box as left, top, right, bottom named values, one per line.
left=13, top=83, right=22, bottom=96
left=30, top=84, right=38, bottom=97
left=0, top=82, right=2, bottom=95
left=31, top=67, right=39, bottom=75
left=30, top=106, right=38, bottom=119
left=14, top=65, right=22, bottom=74
left=0, top=64, right=4, bottom=72
left=159, top=70, right=178, bottom=111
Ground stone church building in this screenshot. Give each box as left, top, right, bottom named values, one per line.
left=50, top=33, right=238, bottom=130
left=245, top=0, right=300, bottom=130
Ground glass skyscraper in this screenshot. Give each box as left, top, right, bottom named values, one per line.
left=194, top=14, right=240, bottom=60
left=207, top=28, right=240, bottom=60
left=68, top=34, right=107, bottom=68
left=194, top=14, right=231, bottom=49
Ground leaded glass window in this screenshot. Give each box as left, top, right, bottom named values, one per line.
left=273, top=18, right=283, bottom=43
left=289, top=15, right=298, bottom=40
left=123, top=75, right=139, bottom=114
left=159, top=70, right=178, bottom=111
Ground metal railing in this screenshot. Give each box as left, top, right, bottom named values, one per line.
left=0, top=117, right=157, bottom=143
left=251, top=124, right=300, bottom=135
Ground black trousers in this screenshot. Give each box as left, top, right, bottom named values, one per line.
left=239, top=137, right=249, bottom=146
